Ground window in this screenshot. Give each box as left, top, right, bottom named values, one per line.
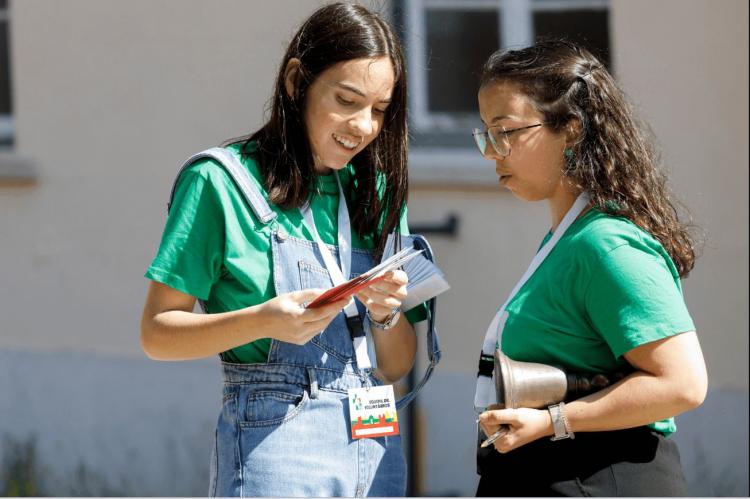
left=396, top=0, right=610, bottom=183
left=1, top=0, right=12, bottom=148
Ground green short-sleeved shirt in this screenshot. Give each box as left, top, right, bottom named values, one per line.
left=501, top=208, right=695, bottom=435
left=146, top=142, right=427, bottom=363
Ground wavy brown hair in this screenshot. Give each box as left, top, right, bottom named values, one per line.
left=480, top=40, right=697, bottom=277
left=226, top=2, right=408, bottom=257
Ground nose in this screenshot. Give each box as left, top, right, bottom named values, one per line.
left=482, top=144, right=501, bottom=161
left=348, top=107, right=374, bottom=136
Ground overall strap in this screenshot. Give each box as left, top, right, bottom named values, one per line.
left=167, top=147, right=277, bottom=225
left=167, top=147, right=278, bottom=314
left=395, top=234, right=442, bottom=410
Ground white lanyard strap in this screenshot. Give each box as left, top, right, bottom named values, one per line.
left=474, top=192, right=590, bottom=412
left=301, top=172, right=371, bottom=369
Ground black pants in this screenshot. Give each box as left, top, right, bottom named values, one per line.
left=476, top=426, right=687, bottom=497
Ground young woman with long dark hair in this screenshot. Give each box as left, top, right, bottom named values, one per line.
left=141, top=3, right=424, bottom=496
left=472, top=40, right=707, bottom=496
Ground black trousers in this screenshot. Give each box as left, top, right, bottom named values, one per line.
left=476, top=426, right=688, bottom=497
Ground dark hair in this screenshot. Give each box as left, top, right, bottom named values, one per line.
left=479, top=39, right=697, bottom=277
left=231, top=2, right=408, bottom=257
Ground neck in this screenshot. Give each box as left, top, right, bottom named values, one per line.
left=314, top=165, right=333, bottom=175
left=548, top=188, right=581, bottom=232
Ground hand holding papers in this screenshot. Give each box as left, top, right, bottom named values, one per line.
left=382, top=234, right=450, bottom=311
left=306, top=246, right=425, bottom=309
left=306, top=233, right=450, bottom=310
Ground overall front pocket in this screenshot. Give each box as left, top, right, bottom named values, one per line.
left=239, top=387, right=310, bottom=428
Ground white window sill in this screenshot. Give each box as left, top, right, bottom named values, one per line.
left=408, top=148, right=498, bottom=187
left=0, top=152, right=37, bottom=186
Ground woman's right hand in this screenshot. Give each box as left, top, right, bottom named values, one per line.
left=256, top=289, right=349, bottom=345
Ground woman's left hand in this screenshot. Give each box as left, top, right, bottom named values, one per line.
left=479, top=407, right=554, bottom=453
left=356, top=270, right=408, bottom=322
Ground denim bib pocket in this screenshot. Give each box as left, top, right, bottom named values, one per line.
left=298, top=260, right=356, bottom=361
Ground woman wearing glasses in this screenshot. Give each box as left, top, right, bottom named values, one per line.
left=471, top=40, right=707, bottom=496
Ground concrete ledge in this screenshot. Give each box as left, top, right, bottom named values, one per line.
left=0, top=152, right=37, bottom=186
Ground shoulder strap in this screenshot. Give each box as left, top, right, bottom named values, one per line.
left=168, top=147, right=277, bottom=225
left=395, top=234, right=442, bottom=410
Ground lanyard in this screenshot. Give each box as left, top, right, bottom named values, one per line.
left=474, top=192, right=590, bottom=413
left=301, top=172, right=372, bottom=370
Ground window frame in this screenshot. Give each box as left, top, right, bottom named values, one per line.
left=403, top=0, right=609, bottom=184
left=0, top=1, right=12, bottom=148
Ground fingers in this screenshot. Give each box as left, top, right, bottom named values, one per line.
left=357, top=288, right=403, bottom=311
left=366, top=271, right=408, bottom=297
left=357, top=272, right=408, bottom=316
left=303, top=297, right=350, bottom=321
left=479, top=409, right=518, bottom=426
left=382, top=269, right=408, bottom=286
left=288, top=288, right=327, bottom=304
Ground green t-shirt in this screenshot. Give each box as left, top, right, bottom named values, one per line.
left=146, top=142, right=426, bottom=363
left=501, top=208, right=695, bottom=435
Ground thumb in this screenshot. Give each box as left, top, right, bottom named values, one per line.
left=479, top=409, right=515, bottom=425
left=289, top=288, right=327, bottom=303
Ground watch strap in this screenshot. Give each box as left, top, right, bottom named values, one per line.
left=367, top=307, right=401, bottom=330
left=548, top=401, right=575, bottom=441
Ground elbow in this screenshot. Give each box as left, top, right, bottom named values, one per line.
left=378, top=366, right=409, bottom=385
left=140, top=316, right=164, bottom=361
left=683, top=379, right=708, bottom=410
left=378, top=356, right=416, bottom=385
left=675, top=371, right=708, bottom=411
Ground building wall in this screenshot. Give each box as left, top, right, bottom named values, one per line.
left=407, top=0, right=748, bottom=495
left=1, top=0, right=747, bottom=496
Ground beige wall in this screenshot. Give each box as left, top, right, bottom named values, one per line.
left=408, top=0, right=749, bottom=391
left=2, top=0, right=330, bottom=353
left=611, top=0, right=749, bottom=389
left=1, top=1, right=746, bottom=495
left=2, top=0, right=746, bottom=390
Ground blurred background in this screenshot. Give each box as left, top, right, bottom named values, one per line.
left=0, top=0, right=747, bottom=496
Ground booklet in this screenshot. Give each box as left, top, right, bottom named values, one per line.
left=306, top=233, right=450, bottom=310
left=381, top=233, right=451, bottom=311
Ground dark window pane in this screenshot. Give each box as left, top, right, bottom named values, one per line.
left=0, top=21, right=11, bottom=114
left=425, top=9, right=498, bottom=113
left=533, top=9, right=611, bottom=69
left=0, top=1, right=6, bottom=10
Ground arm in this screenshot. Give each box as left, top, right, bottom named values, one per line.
left=141, top=281, right=350, bottom=361
left=356, top=269, right=417, bottom=383
left=479, top=331, right=707, bottom=453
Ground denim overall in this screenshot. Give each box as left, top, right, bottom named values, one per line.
left=171, top=148, right=441, bottom=497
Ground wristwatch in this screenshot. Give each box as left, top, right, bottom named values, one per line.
left=367, top=307, right=401, bottom=330
left=548, top=402, right=575, bottom=441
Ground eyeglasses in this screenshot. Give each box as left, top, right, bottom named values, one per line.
left=472, top=123, right=547, bottom=157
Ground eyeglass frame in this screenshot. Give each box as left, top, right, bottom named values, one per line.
left=472, top=122, right=549, bottom=158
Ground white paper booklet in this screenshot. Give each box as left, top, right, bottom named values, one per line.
left=381, top=233, right=450, bottom=311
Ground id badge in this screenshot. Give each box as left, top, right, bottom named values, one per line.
left=347, top=385, right=399, bottom=439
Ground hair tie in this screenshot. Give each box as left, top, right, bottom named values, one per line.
left=581, top=63, right=601, bottom=82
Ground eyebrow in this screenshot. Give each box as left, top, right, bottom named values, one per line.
left=490, top=115, right=513, bottom=124
left=336, top=82, right=392, bottom=103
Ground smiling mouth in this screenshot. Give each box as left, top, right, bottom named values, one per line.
left=333, top=133, right=361, bottom=150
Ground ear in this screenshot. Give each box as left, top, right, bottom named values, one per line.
left=564, top=118, right=583, bottom=147
left=284, top=58, right=302, bottom=100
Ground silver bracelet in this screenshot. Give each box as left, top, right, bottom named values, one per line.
left=366, top=307, right=401, bottom=330
left=548, top=401, right=575, bottom=441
